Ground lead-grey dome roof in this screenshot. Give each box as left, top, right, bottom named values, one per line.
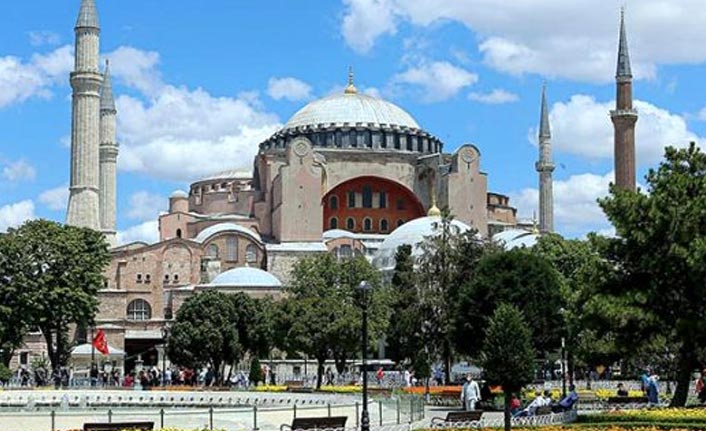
left=284, top=93, right=420, bottom=130
left=210, top=267, right=282, bottom=288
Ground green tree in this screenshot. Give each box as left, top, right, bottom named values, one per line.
left=480, top=304, right=535, bottom=431
left=249, top=357, right=263, bottom=386
left=0, top=232, right=32, bottom=365
left=6, top=220, right=110, bottom=369
left=416, top=209, right=488, bottom=381
left=167, top=290, right=240, bottom=384
left=454, top=248, right=563, bottom=358
left=597, top=142, right=706, bottom=406
left=282, top=253, right=389, bottom=388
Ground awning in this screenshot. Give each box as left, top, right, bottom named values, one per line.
left=71, top=343, right=125, bottom=357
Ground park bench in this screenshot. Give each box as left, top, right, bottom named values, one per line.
left=535, top=406, right=553, bottom=416
left=607, top=396, right=648, bottom=409
left=431, top=410, right=483, bottom=428
left=83, top=422, right=154, bottom=431
left=281, top=416, right=348, bottom=431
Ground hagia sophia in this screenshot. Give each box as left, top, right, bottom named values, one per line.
left=12, top=0, right=638, bottom=372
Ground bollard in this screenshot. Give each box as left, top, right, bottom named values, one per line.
left=327, top=402, right=331, bottom=417
left=396, top=399, right=400, bottom=424
left=108, top=409, right=112, bottom=423
left=293, top=403, right=297, bottom=419
left=209, top=406, right=214, bottom=430
left=409, top=398, right=414, bottom=423
left=50, top=410, right=55, bottom=431
left=160, top=409, right=165, bottom=429
left=355, top=402, right=359, bottom=427
left=253, top=405, right=258, bottom=431
left=378, top=401, right=383, bottom=426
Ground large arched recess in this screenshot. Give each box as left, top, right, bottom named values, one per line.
left=322, top=176, right=426, bottom=234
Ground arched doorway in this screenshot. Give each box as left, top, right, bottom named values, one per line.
left=323, top=176, right=426, bottom=234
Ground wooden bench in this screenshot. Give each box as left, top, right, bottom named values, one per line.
left=83, top=422, right=154, bottom=431
left=285, top=380, right=304, bottom=388
left=281, top=416, right=347, bottom=431
left=431, top=410, right=483, bottom=428
left=535, top=406, right=553, bottom=416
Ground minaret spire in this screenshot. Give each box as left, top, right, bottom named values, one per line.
left=611, top=7, right=638, bottom=191
left=66, top=0, right=103, bottom=230
left=99, top=59, right=119, bottom=247
left=535, top=82, right=554, bottom=234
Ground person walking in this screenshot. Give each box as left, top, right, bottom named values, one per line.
left=697, top=368, right=706, bottom=404
left=462, top=375, right=481, bottom=411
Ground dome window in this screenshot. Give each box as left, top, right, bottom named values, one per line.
left=348, top=191, right=356, bottom=208
left=363, top=218, right=372, bottom=232
left=207, top=244, right=219, bottom=258
left=362, top=185, right=373, bottom=208
left=246, top=244, right=258, bottom=263
left=330, top=217, right=338, bottom=230
left=330, top=196, right=338, bottom=210
left=380, top=219, right=389, bottom=232
left=346, top=217, right=355, bottom=231
left=226, top=237, right=238, bottom=261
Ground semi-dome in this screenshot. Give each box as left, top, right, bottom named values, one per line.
left=373, top=216, right=473, bottom=271
left=195, top=223, right=262, bottom=243
left=284, top=92, right=420, bottom=131
left=492, top=229, right=539, bottom=250
left=210, top=267, right=282, bottom=287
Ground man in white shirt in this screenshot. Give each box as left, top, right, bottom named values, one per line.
left=461, top=375, right=481, bottom=411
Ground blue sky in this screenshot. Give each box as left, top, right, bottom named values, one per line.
left=2, top=0, right=706, bottom=241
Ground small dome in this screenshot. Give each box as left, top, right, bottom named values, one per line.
left=170, top=190, right=188, bottom=199
left=284, top=92, right=420, bottom=131
left=195, top=223, right=262, bottom=243
left=210, top=267, right=282, bottom=288
left=199, top=169, right=252, bottom=182
left=373, top=216, right=473, bottom=271
left=492, top=229, right=539, bottom=250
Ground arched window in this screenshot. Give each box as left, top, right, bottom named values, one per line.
left=127, top=299, right=151, bottom=321
left=362, top=185, right=372, bottom=208
left=226, top=237, right=238, bottom=261
left=380, top=219, right=389, bottom=232
left=176, top=229, right=182, bottom=239
left=330, top=196, right=338, bottom=210
left=346, top=217, right=355, bottom=231
left=397, top=219, right=405, bottom=228
left=379, top=191, right=387, bottom=209
left=348, top=191, right=356, bottom=208
left=246, top=244, right=258, bottom=263
left=207, top=244, right=219, bottom=258
left=363, top=217, right=372, bottom=232
left=330, top=217, right=338, bottom=230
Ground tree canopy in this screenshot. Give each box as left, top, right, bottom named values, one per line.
left=597, top=142, right=706, bottom=406
left=281, top=253, right=389, bottom=388
left=454, top=248, right=564, bottom=358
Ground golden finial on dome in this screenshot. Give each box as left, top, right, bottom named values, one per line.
left=427, top=189, right=441, bottom=217
left=344, top=66, right=358, bottom=95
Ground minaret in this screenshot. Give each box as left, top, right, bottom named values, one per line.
left=66, top=0, right=103, bottom=229
left=611, top=8, right=638, bottom=191
left=535, top=83, right=554, bottom=233
left=99, top=59, right=118, bottom=246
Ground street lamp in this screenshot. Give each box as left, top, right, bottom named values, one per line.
left=561, top=337, right=567, bottom=398
left=161, top=325, right=171, bottom=386
left=358, top=280, right=372, bottom=431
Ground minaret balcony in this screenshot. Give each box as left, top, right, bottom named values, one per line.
left=610, top=108, right=638, bottom=117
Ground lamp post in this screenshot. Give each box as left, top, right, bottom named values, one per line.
left=161, top=325, right=171, bottom=386
left=561, top=337, right=567, bottom=398
left=358, top=280, right=372, bottom=431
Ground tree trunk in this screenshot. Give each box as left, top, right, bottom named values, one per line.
left=503, top=391, right=512, bottom=431
left=670, top=347, right=696, bottom=407
left=316, top=357, right=325, bottom=390
left=443, top=340, right=452, bottom=383
left=43, top=328, right=57, bottom=370
left=567, top=351, right=575, bottom=386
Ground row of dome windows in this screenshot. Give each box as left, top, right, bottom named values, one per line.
left=263, top=130, right=442, bottom=154
left=328, top=189, right=408, bottom=211
left=329, top=217, right=405, bottom=232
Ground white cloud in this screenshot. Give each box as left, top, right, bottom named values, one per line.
left=391, top=61, right=478, bottom=102
left=2, top=160, right=36, bottom=182
left=340, top=0, right=706, bottom=82
left=116, top=220, right=159, bottom=245
left=0, top=200, right=36, bottom=232
left=116, top=85, right=280, bottom=182
left=267, top=77, right=313, bottom=101
left=126, top=191, right=166, bottom=221
left=510, top=172, right=615, bottom=236
left=38, top=185, right=69, bottom=211
left=468, top=89, right=519, bottom=104
left=28, top=31, right=61, bottom=47
left=545, top=95, right=704, bottom=166
left=104, top=46, right=163, bottom=96
left=0, top=45, right=73, bottom=108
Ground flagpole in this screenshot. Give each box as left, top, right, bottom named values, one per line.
left=91, top=325, right=95, bottom=366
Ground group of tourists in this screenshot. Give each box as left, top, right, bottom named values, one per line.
left=512, top=385, right=578, bottom=417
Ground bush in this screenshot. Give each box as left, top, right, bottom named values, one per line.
left=0, top=363, right=12, bottom=383
left=249, top=358, right=263, bottom=386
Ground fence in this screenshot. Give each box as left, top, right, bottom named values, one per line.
left=0, top=396, right=425, bottom=431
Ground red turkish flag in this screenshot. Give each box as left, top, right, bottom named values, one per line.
left=92, top=329, right=109, bottom=355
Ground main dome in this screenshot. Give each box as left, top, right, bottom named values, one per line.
left=284, top=92, right=420, bottom=131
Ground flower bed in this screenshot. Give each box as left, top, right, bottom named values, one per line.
left=578, top=408, right=706, bottom=425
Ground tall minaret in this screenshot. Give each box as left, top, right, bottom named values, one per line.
left=535, top=83, right=554, bottom=234
left=99, top=59, right=118, bottom=246
left=66, top=0, right=103, bottom=229
left=611, top=8, right=638, bottom=191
